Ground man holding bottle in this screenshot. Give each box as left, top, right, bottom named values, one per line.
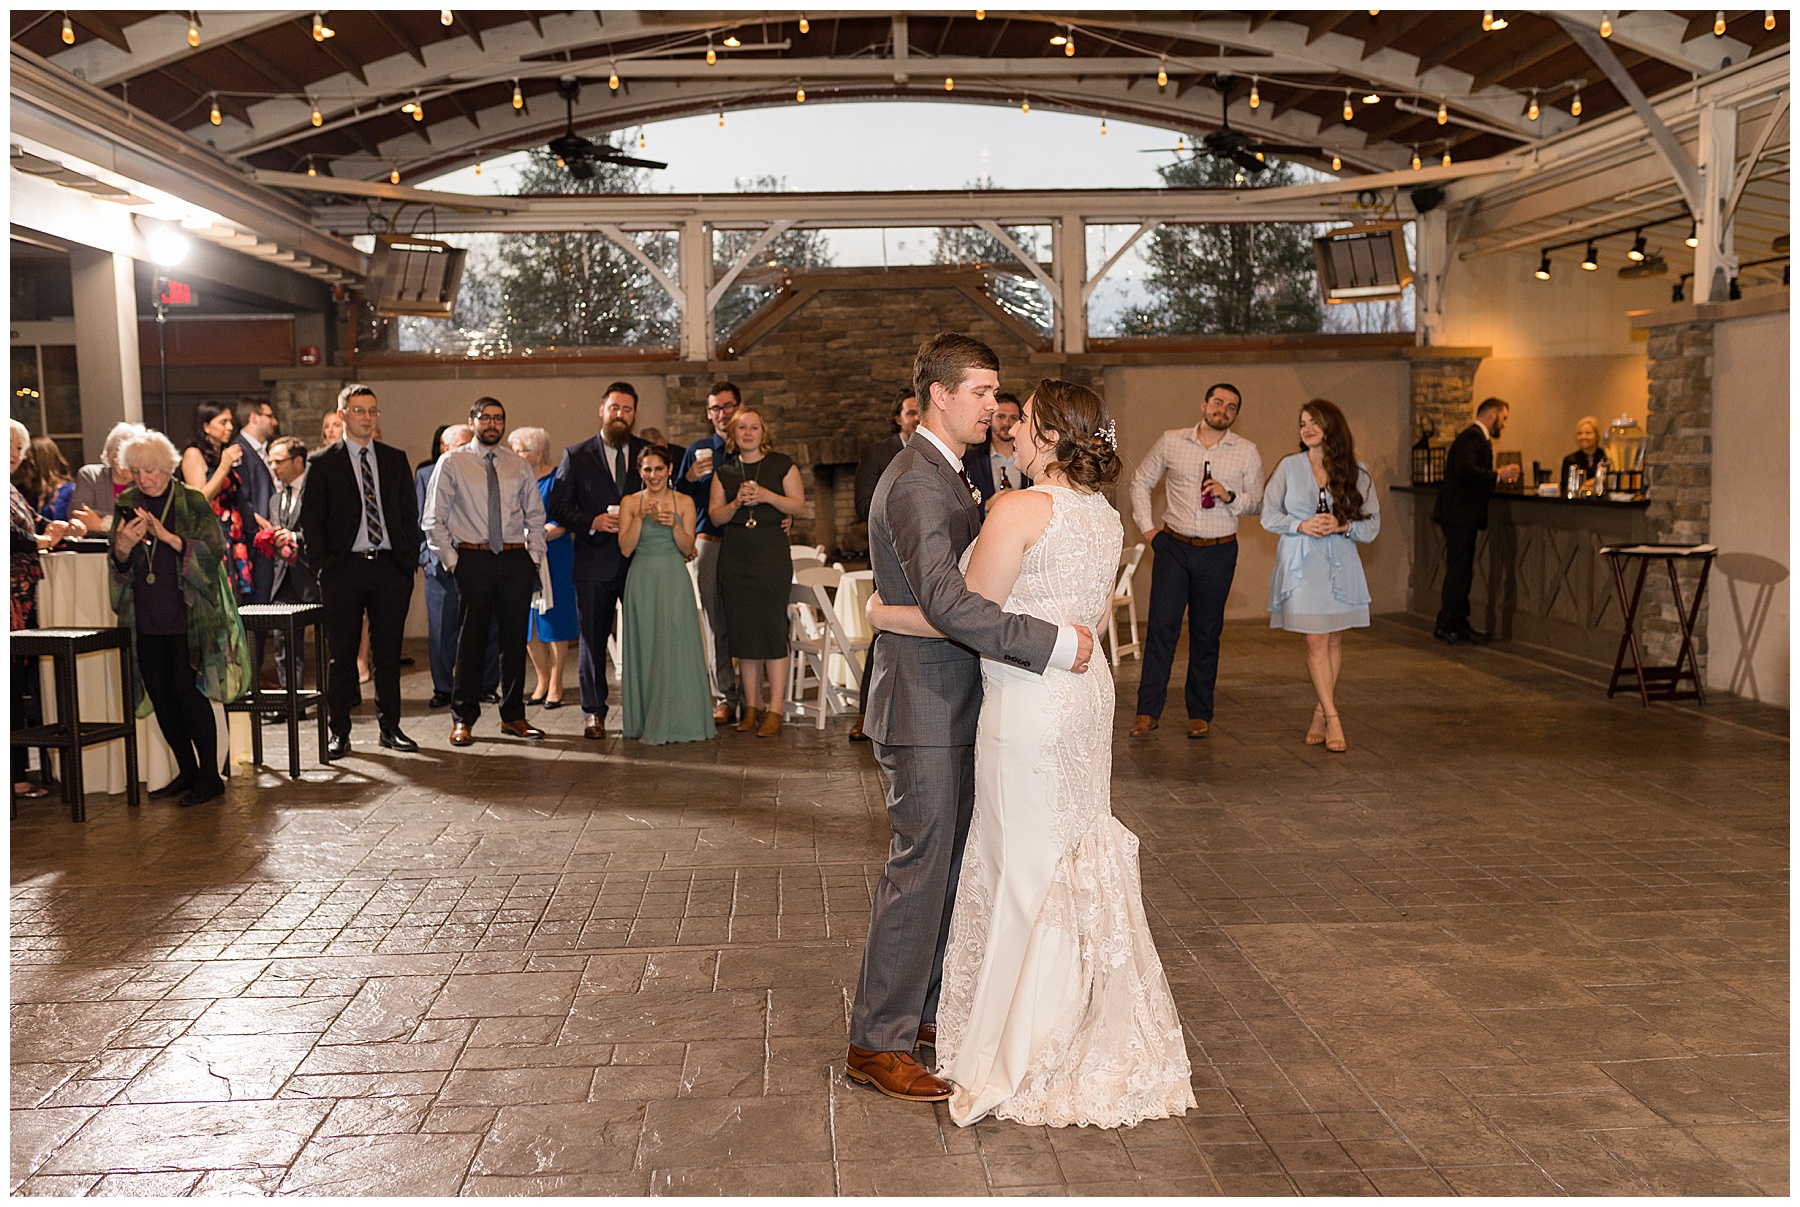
left=1127, top=382, right=1263, bottom=739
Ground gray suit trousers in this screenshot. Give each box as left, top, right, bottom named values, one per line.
left=848, top=740, right=976, bottom=1053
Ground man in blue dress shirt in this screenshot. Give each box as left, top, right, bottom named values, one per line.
left=675, top=382, right=743, bottom=726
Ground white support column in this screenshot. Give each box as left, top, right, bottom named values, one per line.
left=1412, top=206, right=1449, bottom=347
left=1694, top=102, right=1740, bottom=304
left=680, top=216, right=711, bottom=361
left=68, top=247, right=143, bottom=451
left=1053, top=214, right=1086, bottom=355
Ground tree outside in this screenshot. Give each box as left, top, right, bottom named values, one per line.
left=713, top=175, right=835, bottom=342
left=931, top=181, right=1052, bottom=337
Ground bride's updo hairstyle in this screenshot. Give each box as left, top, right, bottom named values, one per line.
left=1023, top=379, right=1121, bottom=491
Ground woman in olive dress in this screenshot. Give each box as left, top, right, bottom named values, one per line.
left=618, top=446, right=715, bottom=745
left=707, top=410, right=806, bottom=737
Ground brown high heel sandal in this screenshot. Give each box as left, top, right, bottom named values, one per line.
left=1323, top=712, right=1346, bottom=753
left=1305, top=705, right=1327, bottom=746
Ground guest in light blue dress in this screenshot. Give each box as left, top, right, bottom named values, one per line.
left=1260, top=399, right=1379, bottom=753
left=510, top=427, right=579, bottom=708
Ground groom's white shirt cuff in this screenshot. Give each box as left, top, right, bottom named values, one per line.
left=1049, top=626, right=1079, bottom=671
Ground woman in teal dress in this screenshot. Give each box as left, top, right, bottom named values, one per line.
left=618, top=445, right=716, bottom=745
left=1260, top=399, right=1379, bottom=754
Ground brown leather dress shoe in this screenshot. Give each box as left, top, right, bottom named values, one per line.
left=844, top=1046, right=952, bottom=1102
left=499, top=718, right=545, bottom=740
left=713, top=702, right=734, bottom=726
left=849, top=713, right=868, bottom=743
left=1129, top=714, right=1159, bottom=737
left=914, top=1022, right=937, bottom=1050
left=449, top=722, right=474, bottom=747
left=1188, top=718, right=1210, bottom=739
left=584, top=714, right=606, bottom=740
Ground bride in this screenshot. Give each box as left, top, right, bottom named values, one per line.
left=868, top=379, right=1194, bottom=1129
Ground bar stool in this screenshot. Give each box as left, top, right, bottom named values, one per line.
left=226, top=603, right=328, bottom=777
left=9, top=627, right=141, bottom=821
left=1600, top=544, right=1718, bottom=707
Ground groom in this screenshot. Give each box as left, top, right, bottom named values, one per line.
left=846, top=332, right=1095, bottom=1102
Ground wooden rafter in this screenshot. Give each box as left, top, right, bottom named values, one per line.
left=1469, top=32, right=1576, bottom=93
left=453, top=13, right=484, bottom=52
left=1359, top=11, right=1434, bottom=60
left=223, top=39, right=307, bottom=96
left=159, top=62, right=253, bottom=126
left=294, top=18, right=369, bottom=84
left=1415, top=19, right=1488, bottom=73
left=1305, top=12, right=1351, bottom=45
left=372, top=12, right=428, bottom=68
left=69, top=11, right=131, bottom=54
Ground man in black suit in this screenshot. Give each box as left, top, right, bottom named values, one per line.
left=232, top=399, right=279, bottom=605
left=1433, top=397, right=1521, bottom=644
left=547, top=381, right=650, bottom=739
left=265, top=436, right=320, bottom=694
left=963, top=390, right=1033, bottom=508
left=848, top=389, right=921, bottom=743
left=298, top=384, right=423, bottom=758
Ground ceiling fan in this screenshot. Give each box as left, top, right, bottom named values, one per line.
left=1155, top=75, right=1326, bottom=174
left=546, top=76, right=666, bottom=177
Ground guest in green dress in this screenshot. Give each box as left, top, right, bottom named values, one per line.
left=618, top=446, right=716, bottom=745
left=708, top=410, right=807, bottom=737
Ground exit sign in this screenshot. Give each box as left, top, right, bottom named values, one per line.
left=159, top=279, right=197, bottom=306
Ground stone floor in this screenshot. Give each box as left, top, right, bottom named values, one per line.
left=10, top=618, right=1788, bottom=1196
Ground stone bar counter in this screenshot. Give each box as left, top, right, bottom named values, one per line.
left=1393, top=485, right=1651, bottom=662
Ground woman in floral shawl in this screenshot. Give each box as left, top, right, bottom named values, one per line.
left=111, top=429, right=249, bottom=807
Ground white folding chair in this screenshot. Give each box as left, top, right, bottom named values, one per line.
left=1104, top=542, right=1146, bottom=667
left=785, top=566, right=866, bottom=728
left=607, top=600, right=625, bottom=680
left=789, top=545, right=826, bottom=572
left=833, top=569, right=876, bottom=696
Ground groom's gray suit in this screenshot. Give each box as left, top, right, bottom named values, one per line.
left=850, top=431, right=1058, bottom=1054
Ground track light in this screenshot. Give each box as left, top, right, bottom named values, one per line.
left=945, top=76, right=954, bottom=91
left=1571, top=90, right=1583, bottom=117
left=209, top=96, right=222, bottom=125
left=1331, top=154, right=1342, bottom=171
left=1714, top=10, right=1727, bottom=36
left=311, top=12, right=333, bottom=40
left=723, top=33, right=741, bottom=47
left=1600, top=12, right=1612, bottom=37
left=187, top=13, right=200, bottom=47
left=1528, top=90, right=1539, bottom=121
left=798, top=14, right=810, bottom=33
left=1343, top=92, right=1354, bottom=121
left=1686, top=222, right=1698, bottom=248
left=1438, top=100, right=1448, bottom=124
left=61, top=13, right=74, bottom=44
left=1249, top=78, right=1260, bottom=108
left=310, top=98, right=323, bottom=126
left=1581, top=242, right=1598, bottom=270
left=796, top=86, right=805, bottom=102
left=390, top=166, right=400, bottom=184
left=512, top=81, right=523, bottom=109
left=1535, top=253, right=1551, bottom=280
left=1411, top=147, right=1422, bottom=170
left=1628, top=230, right=1647, bottom=261
left=440, top=9, right=452, bottom=25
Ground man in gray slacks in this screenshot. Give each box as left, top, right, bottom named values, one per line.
left=845, top=333, right=1093, bottom=1102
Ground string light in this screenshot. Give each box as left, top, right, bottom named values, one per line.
left=1482, top=9, right=1495, bottom=31
left=1343, top=92, right=1354, bottom=121
left=187, top=13, right=200, bottom=47
left=311, top=12, right=333, bottom=40
left=1100, top=115, right=1108, bottom=136
left=639, top=131, right=647, bottom=149
left=718, top=108, right=725, bottom=127
left=554, top=155, right=564, bottom=167
left=440, top=9, right=452, bottom=25
left=608, top=68, right=620, bottom=91
left=1438, top=99, right=1449, bottom=124
left=209, top=95, right=222, bottom=125
left=306, top=160, right=317, bottom=177
left=1600, top=12, right=1612, bottom=36
left=1176, top=135, right=1186, bottom=152
left=1331, top=154, right=1342, bottom=171
left=1049, top=32, right=1067, bottom=45
left=723, top=33, right=741, bottom=47
left=1021, top=96, right=1030, bottom=114
left=975, top=8, right=984, bottom=18
left=474, top=156, right=481, bottom=176
left=390, top=166, right=401, bottom=184
left=796, top=86, right=805, bottom=102
left=706, top=45, right=716, bottom=65
left=1581, top=241, right=1598, bottom=270
left=1535, top=252, right=1552, bottom=280
left=1527, top=90, right=1539, bottom=121
left=798, top=14, right=809, bottom=33
left=1157, top=61, right=1168, bottom=89
left=1411, top=147, right=1422, bottom=170
left=1766, top=9, right=1776, bottom=30
left=1442, top=149, right=1453, bottom=166
left=1249, top=77, right=1260, bottom=108
left=945, top=76, right=954, bottom=91
left=1571, top=89, right=1583, bottom=117
left=310, top=98, right=323, bottom=126
left=1713, top=10, right=1727, bottom=36
left=61, top=13, right=75, bottom=43
left=512, top=80, right=523, bottom=109
left=1362, top=91, right=1381, bottom=104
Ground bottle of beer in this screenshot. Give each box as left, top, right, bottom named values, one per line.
left=1200, top=461, right=1216, bottom=509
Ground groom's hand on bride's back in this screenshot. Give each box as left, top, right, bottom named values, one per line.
left=1072, top=625, right=1094, bottom=674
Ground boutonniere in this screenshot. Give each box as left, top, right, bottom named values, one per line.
left=969, top=484, right=983, bottom=505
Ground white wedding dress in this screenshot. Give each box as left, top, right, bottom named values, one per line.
left=937, top=484, right=1195, bottom=1128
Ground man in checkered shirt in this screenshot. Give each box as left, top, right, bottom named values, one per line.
left=1127, top=383, right=1264, bottom=739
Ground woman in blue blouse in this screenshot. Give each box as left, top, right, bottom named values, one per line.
left=1260, top=399, right=1379, bottom=753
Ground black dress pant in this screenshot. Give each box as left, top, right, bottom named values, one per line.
left=575, top=575, right=627, bottom=717
left=320, top=552, right=413, bottom=736
left=1135, top=533, right=1238, bottom=723
left=451, top=548, right=534, bottom=726
left=136, top=629, right=219, bottom=786
left=1436, top=523, right=1479, bottom=634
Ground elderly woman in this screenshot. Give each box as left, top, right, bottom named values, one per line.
left=68, top=421, right=144, bottom=535
left=1560, top=416, right=1609, bottom=496
left=181, top=401, right=253, bottom=599
left=708, top=409, right=806, bottom=737
left=509, top=425, right=578, bottom=707
left=111, top=429, right=250, bottom=807
left=13, top=436, right=76, bottom=522
left=11, top=419, right=78, bottom=800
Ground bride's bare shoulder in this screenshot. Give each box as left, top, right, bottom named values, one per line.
left=982, top=487, right=1054, bottom=543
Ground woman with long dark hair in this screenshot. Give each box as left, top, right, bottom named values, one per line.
left=180, top=401, right=253, bottom=598
left=13, top=436, right=76, bottom=521
left=1260, top=399, right=1380, bottom=752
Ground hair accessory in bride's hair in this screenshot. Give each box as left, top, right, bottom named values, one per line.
left=1093, top=419, right=1117, bottom=450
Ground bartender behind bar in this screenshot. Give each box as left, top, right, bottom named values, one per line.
left=1559, top=416, right=1609, bottom=495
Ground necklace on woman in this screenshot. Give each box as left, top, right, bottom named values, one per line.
left=142, top=488, right=176, bottom=584
left=741, top=457, right=764, bottom=530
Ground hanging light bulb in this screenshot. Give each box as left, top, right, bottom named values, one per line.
left=412, top=102, right=424, bottom=122
left=1570, top=90, right=1583, bottom=117
left=209, top=95, right=222, bottom=125
left=310, top=99, right=323, bottom=126
left=1100, top=116, right=1108, bottom=136
left=61, top=13, right=74, bottom=43
left=1766, top=9, right=1776, bottom=29
left=638, top=131, right=647, bottom=149
left=1686, top=221, right=1699, bottom=248
left=975, top=9, right=984, bottom=19
left=718, top=108, right=725, bottom=127
left=1535, top=252, right=1552, bottom=280
left=1176, top=135, right=1186, bottom=152
left=1157, top=61, right=1168, bottom=89
left=1581, top=242, right=1599, bottom=270
left=706, top=45, right=716, bottom=65
left=474, top=156, right=481, bottom=176
left=1438, top=99, right=1449, bottom=124
left=1343, top=92, right=1354, bottom=121
left=1249, top=78, right=1260, bottom=108
left=306, top=160, right=317, bottom=177
left=1049, top=32, right=1067, bottom=45
left=1714, top=10, right=1727, bottom=36
left=1064, top=28, right=1075, bottom=55
left=608, top=68, right=620, bottom=91
left=1527, top=90, right=1539, bottom=121
left=390, top=166, right=401, bottom=184
left=401, top=100, right=417, bottom=114
left=1369, top=7, right=1380, bottom=14
left=798, top=14, right=810, bottom=33
left=1442, top=149, right=1453, bottom=166
left=1628, top=230, right=1647, bottom=261
left=1021, top=96, right=1030, bottom=115
left=945, top=76, right=954, bottom=91
left=1482, top=9, right=1495, bottom=31
left=512, top=80, right=523, bottom=109
left=187, top=14, right=200, bottom=47
left=796, top=86, right=805, bottom=103
left=1411, top=147, right=1422, bottom=170
left=1255, top=150, right=1265, bottom=162
left=440, top=9, right=452, bottom=25
left=1362, top=91, right=1381, bottom=104
left=1600, top=12, right=1613, bottom=36
left=723, top=33, right=741, bottom=47
left=311, top=12, right=334, bottom=40
left=1331, top=154, right=1342, bottom=171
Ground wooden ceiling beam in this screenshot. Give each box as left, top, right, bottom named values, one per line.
left=1247, top=12, right=1278, bottom=35
left=223, top=40, right=306, bottom=96
left=524, top=11, right=544, bottom=39
left=372, top=12, right=428, bottom=68
left=447, top=90, right=482, bottom=130
left=1681, top=13, right=1715, bottom=42
left=1415, top=19, right=1488, bottom=73
left=159, top=63, right=254, bottom=127
left=1359, top=11, right=1435, bottom=60
left=69, top=11, right=132, bottom=55
left=1305, top=12, right=1351, bottom=45
left=1468, top=32, right=1576, bottom=93
left=453, top=13, right=485, bottom=53
left=294, top=19, right=369, bottom=84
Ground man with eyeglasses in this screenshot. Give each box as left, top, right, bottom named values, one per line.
left=675, top=382, right=744, bottom=725
left=264, top=435, right=319, bottom=694
left=298, top=384, right=423, bottom=760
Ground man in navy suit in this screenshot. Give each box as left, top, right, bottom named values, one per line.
left=232, top=399, right=279, bottom=605
left=548, top=381, right=650, bottom=739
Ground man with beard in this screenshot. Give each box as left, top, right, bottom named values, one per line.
left=1127, top=382, right=1264, bottom=740
left=548, top=382, right=651, bottom=739
left=425, top=397, right=548, bottom=746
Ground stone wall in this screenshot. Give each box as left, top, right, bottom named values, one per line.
left=1638, top=318, right=1715, bottom=667
left=1408, top=352, right=1484, bottom=442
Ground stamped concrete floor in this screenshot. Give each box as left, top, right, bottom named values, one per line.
left=10, top=618, right=1788, bottom=1196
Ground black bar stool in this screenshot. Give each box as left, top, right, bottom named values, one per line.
left=227, top=603, right=328, bottom=778
left=10, top=627, right=141, bottom=821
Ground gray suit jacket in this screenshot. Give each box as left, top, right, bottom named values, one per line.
left=69, top=464, right=116, bottom=523
left=864, top=436, right=1056, bottom=747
